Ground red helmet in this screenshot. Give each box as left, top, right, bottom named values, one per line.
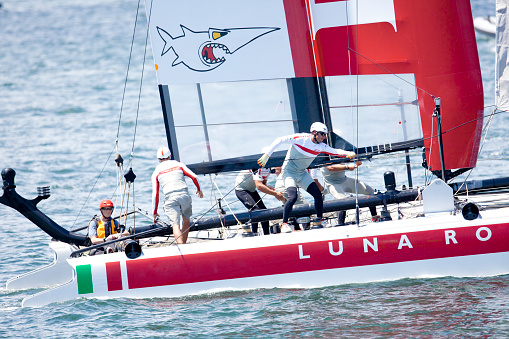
left=99, top=199, right=114, bottom=209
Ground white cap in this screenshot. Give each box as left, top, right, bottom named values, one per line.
left=157, top=146, right=171, bottom=159
left=310, top=122, right=328, bottom=134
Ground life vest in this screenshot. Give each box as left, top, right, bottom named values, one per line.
left=95, top=218, right=118, bottom=238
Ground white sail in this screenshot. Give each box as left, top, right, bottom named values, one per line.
left=496, top=0, right=509, bottom=110
left=147, top=0, right=295, bottom=85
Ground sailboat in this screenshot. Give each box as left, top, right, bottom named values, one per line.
left=474, top=15, right=496, bottom=37
left=3, top=0, right=509, bottom=307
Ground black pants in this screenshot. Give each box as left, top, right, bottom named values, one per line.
left=283, top=182, right=323, bottom=223
left=337, top=206, right=377, bottom=225
left=235, top=190, right=270, bottom=234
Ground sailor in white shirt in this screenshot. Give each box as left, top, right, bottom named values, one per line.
left=151, top=146, right=203, bottom=244
left=321, top=160, right=378, bottom=224
left=258, top=122, right=355, bottom=232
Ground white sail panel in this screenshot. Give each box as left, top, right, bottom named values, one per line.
left=146, top=0, right=295, bottom=85
left=496, top=0, right=509, bottom=110
left=169, top=80, right=295, bottom=164
left=327, top=74, right=421, bottom=147
left=308, top=0, right=397, bottom=39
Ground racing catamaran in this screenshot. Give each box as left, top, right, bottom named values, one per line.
left=3, top=0, right=509, bottom=307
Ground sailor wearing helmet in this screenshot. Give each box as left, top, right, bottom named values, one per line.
left=258, top=122, right=355, bottom=232
left=151, top=146, right=203, bottom=244
left=88, top=199, right=130, bottom=253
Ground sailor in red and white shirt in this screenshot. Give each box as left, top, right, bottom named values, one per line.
left=151, top=146, right=203, bottom=244
left=258, top=122, right=355, bottom=232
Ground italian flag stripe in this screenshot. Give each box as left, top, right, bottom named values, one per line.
left=76, top=264, right=93, bottom=294
left=106, top=261, right=123, bottom=291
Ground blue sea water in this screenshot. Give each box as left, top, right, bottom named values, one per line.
left=1, top=0, right=508, bottom=337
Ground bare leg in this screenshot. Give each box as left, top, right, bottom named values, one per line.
left=172, top=223, right=184, bottom=244
left=180, top=217, right=191, bottom=244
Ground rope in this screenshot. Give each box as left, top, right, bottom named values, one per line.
left=452, top=108, right=496, bottom=197
left=71, top=1, right=143, bottom=229
left=70, top=144, right=116, bottom=228
left=211, top=175, right=242, bottom=226
left=115, top=0, right=142, bottom=150
left=347, top=48, right=436, bottom=99
left=128, top=0, right=153, bottom=169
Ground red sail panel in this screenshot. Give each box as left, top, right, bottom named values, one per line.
left=283, top=0, right=483, bottom=171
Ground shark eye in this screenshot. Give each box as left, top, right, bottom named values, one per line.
left=210, top=29, right=229, bottom=40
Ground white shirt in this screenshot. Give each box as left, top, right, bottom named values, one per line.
left=265, top=133, right=351, bottom=172
left=151, top=160, right=201, bottom=215
left=235, top=168, right=271, bottom=192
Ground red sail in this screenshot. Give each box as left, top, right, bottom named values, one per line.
left=283, top=0, right=484, bottom=171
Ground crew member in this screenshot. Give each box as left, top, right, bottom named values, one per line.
left=235, top=168, right=284, bottom=235
left=88, top=199, right=129, bottom=253
left=322, top=161, right=379, bottom=224
left=258, top=122, right=355, bottom=232
left=152, top=146, right=203, bottom=244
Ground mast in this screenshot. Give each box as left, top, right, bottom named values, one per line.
left=158, top=85, right=180, bottom=161
left=398, top=90, right=413, bottom=188
left=196, top=84, right=213, bottom=162
left=286, top=78, right=323, bottom=133
left=432, top=97, right=446, bottom=182
left=318, top=77, right=335, bottom=145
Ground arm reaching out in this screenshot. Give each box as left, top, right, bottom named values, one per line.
left=257, top=154, right=270, bottom=167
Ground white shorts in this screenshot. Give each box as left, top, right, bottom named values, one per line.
left=281, top=169, right=314, bottom=191
left=163, top=193, right=192, bottom=226
left=275, top=179, right=307, bottom=205
left=326, top=177, right=375, bottom=199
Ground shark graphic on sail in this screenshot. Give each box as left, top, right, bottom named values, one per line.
left=156, top=25, right=280, bottom=72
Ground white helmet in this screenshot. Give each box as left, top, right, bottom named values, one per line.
left=157, top=146, right=171, bottom=159
left=310, top=122, right=328, bottom=134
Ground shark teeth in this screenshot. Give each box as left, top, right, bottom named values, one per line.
left=202, top=43, right=229, bottom=64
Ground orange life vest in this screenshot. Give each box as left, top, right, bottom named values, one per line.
left=96, top=218, right=118, bottom=238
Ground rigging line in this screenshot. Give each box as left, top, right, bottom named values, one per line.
left=440, top=108, right=508, bottom=135
left=71, top=144, right=116, bottom=228
left=208, top=174, right=226, bottom=229
left=128, top=0, right=154, bottom=169
left=115, top=0, right=142, bottom=147
left=427, top=112, right=434, bottom=183
left=175, top=119, right=296, bottom=128
left=119, top=178, right=128, bottom=229
left=343, top=0, right=361, bottom=223
left=330, top=101, right=417, bottom=109
left=114, top=162, right=125, bottom=224
left=452, top=108, right=496, bottom=196
left=347, top=48, right=436, bottom=99
left=211, top=175, right=242, bottom=225
left=303, top=0, right=327, bottom=120
left=194, top=170, right=274, bottom=220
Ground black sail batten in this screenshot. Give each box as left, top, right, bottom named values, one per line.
left=188, top=150, right=287, bottom=175
left=4, top=165, right=509, bottom=244
left=191, top=189, right=420, bottom=231
left=187, top=138, right=425, bottom=175
left=190, top=175, right=509, bottom=231
left=287, top=77, right=324, bottom=133
left=159, top=84, right=180, bottom=161
left=189, top=175, right=509, bottom=231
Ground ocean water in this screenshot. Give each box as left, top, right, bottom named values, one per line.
left=1, top=0, right=509, bottom=337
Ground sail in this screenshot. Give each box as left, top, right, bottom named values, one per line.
left=303, top=0, right=483, bottom=172
left=145, top=0, right=483, bottom=173
left=496, top=0, right=509, bottom=111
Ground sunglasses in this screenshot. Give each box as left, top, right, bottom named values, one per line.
left=101, top=207, right=113, bottom=211
left=317, top=132, right=326, bottom=137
